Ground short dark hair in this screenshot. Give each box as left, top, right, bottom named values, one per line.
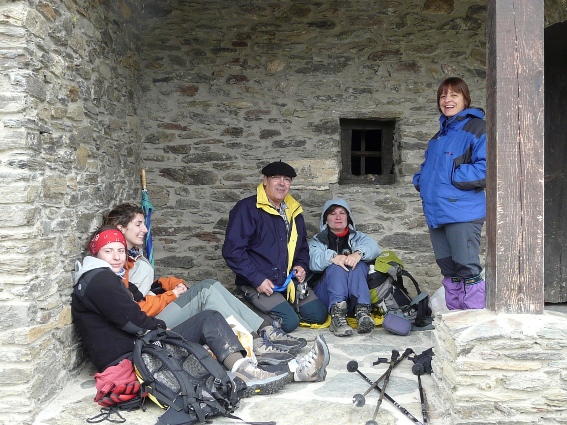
left=323, top=204, right=351, bottom=225
left=436, top=77, right=471, bottom=114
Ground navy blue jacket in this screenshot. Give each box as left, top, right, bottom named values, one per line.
left=223, top=184, right=310, bottom=288
left=413, top=108, right=486, bottom=228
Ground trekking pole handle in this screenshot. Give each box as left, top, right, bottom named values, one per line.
left=364, top=348, right=413, bottom=397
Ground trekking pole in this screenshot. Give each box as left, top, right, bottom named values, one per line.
left=352, top=347, right=413, bottom=407
left=347, top=361, right=423, bottom=425
left=412, top=363, right=429, bottom=424
left=364, top=349, right=399, bottom=425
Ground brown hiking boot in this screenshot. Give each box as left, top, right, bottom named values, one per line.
left=330, top=301, right=353, bottom=337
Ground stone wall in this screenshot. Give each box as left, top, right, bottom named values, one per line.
left=0, top=0, right=566, bottom=424
left=432, top=310, right=567, bottom=424
left=137, top=0, right=488, bottom=295
left=0, top=1, right=142, bottom=423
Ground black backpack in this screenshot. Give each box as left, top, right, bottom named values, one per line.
left=367, top=250, right=433, bottom=328
left=132, top=328, right=245, bottom=425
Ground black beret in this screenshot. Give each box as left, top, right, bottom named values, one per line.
left=261, top=161, right=297, bottom=178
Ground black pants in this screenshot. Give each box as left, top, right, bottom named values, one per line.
left=172, top=310, right=245, bottom=363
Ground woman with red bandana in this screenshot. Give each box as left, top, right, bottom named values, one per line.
left=71, top=226, right=289, bottom=397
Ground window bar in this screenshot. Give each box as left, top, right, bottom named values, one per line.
left=360, top=131, right=366, bottom=175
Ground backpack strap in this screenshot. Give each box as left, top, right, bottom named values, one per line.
left=400, top=269, right=423, bottom=295
left=140, top=343, right=200, bottom=416
left=409, top=292, right=428, bottom=307
left=170, top=333, right=238, bottom=407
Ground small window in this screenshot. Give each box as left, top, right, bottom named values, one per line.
left=339, top=119, right=396, bottom=184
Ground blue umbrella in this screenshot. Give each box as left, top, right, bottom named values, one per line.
left=141, top=169, right=155, bottom=268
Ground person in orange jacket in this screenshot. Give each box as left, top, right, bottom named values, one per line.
left=101, top=203, right=331, bottom=384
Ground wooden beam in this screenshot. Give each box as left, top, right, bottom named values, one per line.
left=485, top=0, right=545, bottom=313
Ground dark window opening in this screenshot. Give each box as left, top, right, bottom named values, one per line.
left=340, top=119, right=396, bottom=184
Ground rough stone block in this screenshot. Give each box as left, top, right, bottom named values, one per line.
left=0, top=364, right=33, bottom=384
left=0, top=129, right=29, bottom=152
left=41, top=175, right=67, bottom=200
left=0, top=93, right=26, bottom=113
left=0, top=206, right=38, bottom=228
left=0, top=182, right=40, bottom=203
left=0, top=302, right=32, bottom=331
left=66, top=104, right=85, bottom=121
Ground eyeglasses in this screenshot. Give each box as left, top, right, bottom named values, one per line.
left=269, top=175, right=292, bottom=184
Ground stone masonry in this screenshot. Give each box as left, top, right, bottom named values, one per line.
left=0, top=0, right=566, bottom=424
left=0, top=1, right=143, bottom=423
left=432, top=310, right=567, bottom=424
left=137, top=0, right=489, bottom=292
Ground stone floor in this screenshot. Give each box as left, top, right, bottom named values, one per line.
left=33, top=325, right=437, bottom=425
left=32, top=301, right=567, bottom=425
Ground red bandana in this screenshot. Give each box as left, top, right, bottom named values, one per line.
left=89, top=229, right=127, bottom=256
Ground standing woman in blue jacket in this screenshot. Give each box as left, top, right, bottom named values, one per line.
left=413, top=77, right=486, bottom=310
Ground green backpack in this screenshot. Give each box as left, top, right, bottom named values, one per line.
left=367, top=250, right=432, bottom=328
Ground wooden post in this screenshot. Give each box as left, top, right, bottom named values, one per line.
left=485, top=0, right=545, bottom=313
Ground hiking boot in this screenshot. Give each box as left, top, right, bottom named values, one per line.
left=330, top=301, right=353, bottom=337
left=355, top=303, right=374, bottom=334
left=261, top=319, right=307, bottom=354
left=293, top=335, right=330, bottom=382
left=230, top=358, right=289, bottom=397
left=253, top=334, right=294, bottom=365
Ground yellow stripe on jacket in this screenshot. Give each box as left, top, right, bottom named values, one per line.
left=255, top=183, right=304, bottom=303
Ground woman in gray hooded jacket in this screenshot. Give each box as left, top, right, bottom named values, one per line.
left=309, top=199, right=381, bottom=336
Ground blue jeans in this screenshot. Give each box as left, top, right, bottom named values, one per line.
left=313, top=263, right=371, bottom=314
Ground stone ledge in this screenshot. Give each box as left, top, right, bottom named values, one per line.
left=432, top=309, right=567, bottom=424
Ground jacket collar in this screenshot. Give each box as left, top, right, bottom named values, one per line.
left=256, top=183, right=303, bottom=218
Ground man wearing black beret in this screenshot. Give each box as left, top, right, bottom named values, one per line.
left=223, top=161, right=328, bottom=335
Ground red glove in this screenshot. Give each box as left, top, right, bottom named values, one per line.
left=97, top=382, right=141, bottom=407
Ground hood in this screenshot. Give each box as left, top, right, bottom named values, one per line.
left=73, top=256, right=113, bottom=286
left=439, top=107, right=485, bottom=129
left=319, top=198, right=355, bottom=232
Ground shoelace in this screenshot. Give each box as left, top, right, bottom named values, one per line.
left=297, top=348, right=316, bottom=369
left=269, top=327, right=297, bottom=342
left=261, top=335, right=288, bottom=353
left=336, top=314, right=349, bottom=327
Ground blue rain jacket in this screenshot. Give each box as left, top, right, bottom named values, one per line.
left=413, top=108, right=486, bottom=229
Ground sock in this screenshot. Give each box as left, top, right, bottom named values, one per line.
left=287, top=359, right=298, bottom=381
left=224, top=353, right=245, bottom=371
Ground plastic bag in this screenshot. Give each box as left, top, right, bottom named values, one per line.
left=429, top=286, right=449, bottom=315
left=225, top=315, right=256, bottom=361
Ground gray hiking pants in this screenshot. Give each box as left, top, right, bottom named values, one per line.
left=429, top=221, right=483, bottom=279
left=157, top=279, right=264, bottom=332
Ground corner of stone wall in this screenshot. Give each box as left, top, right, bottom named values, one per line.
left=0, top=1, right=144, bottom=423
left=431, top=310, right=567, bottom=424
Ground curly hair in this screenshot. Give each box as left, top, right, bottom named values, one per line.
left=102, top=203, right=144, bottom=228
